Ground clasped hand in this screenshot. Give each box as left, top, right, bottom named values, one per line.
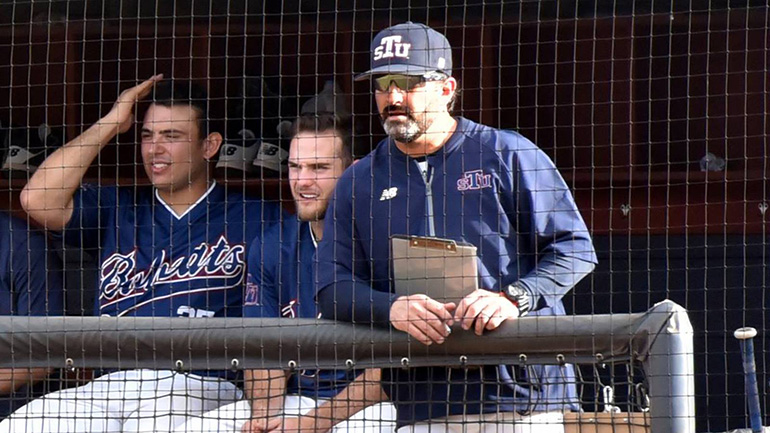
left=389, top=290, right=521, bottom=345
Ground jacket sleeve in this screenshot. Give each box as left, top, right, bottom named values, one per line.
left=506, top=136, right=598, bottom=310
left=315, top=174, right=396, bottom=326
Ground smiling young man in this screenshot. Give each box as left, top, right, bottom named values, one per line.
left=1, top=77, right=280, bottom=433
left=175, top=113, right=397, bottom=433
left=316, top=23, right=598, bottom=433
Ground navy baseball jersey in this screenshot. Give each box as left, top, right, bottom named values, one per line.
left=244, top=213, right=359, bottom=399
left=62, top=181, right=280, bottom=319
left=0, top=211, right=63, bottom=316
left=0, top=211, right=64, bottom=418
left=317, top=117, right=598, bottom=425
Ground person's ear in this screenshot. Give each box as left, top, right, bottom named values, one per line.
left=202, top=132, right=223, bottom=160
left=441, top=77, right=457, bottom=99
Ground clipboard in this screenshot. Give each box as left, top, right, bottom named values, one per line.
left=391, top=235, right=479, bottom=303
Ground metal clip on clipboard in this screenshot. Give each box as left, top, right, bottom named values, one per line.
left=391, top=235, right=479, bottom=303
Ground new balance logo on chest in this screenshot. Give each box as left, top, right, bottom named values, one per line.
left=373, top=36, right=411, bottom=60
left=457, top=170, right=492, bottom=191
left=380, top=187, right=398, bottom=201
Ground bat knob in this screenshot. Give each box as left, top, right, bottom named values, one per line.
left=735, top=327, right=758, bottom=340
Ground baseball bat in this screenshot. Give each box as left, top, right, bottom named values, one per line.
left=735, top=327, right=763, bottom=432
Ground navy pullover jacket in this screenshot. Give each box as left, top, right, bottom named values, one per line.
left=317, top=117, right=597, bottom=425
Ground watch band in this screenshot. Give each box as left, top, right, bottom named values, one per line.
left=503, top=283, right=531, bottom=316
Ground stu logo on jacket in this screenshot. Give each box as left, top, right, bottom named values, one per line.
left=457, top=169, right=492, bottom=191
left=99, top=235, right=246, bottom=310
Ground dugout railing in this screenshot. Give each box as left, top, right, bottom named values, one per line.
left=0, top=300, right=695, bottom=432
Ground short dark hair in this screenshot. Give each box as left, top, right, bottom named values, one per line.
left=149, top=80, right=210, bottom=137
left=291, top=114, right=353, bottom=168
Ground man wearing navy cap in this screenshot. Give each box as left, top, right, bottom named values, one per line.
left=316, top=22, right=598, bottom=432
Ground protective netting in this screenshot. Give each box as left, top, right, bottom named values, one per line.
left=0, top=1, right=766, bottom=432
left=0, top=301, right=693, bottom=432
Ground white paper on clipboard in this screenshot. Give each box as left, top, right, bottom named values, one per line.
left=391, top=235, right=479, bottom=303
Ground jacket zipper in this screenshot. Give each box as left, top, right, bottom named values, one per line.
left=415, top=160, right=436, bottom=236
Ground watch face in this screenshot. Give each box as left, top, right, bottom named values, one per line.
left=505, top=284, right=530, bottom=314
left=506, top=284, right=524, bottom=299
left=503, top=286, right=517, bottom=302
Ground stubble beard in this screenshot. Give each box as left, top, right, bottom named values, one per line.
left=296, top=202, right=327, bottom=223
left=381, top=109, right=434, bottom=144
left=383, top=117, right=423, bottom=143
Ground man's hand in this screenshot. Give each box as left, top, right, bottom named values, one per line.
left=241, top=416, right=283, bottom=433
left=390, top=294, right=456, bottom=345
left=242, top=416, right=303, bottom=433
left=107, top=74, right=163, bottom=134
left=275, top=417, right=301, bottom=432
left=453, top=289, right=520, bottom=335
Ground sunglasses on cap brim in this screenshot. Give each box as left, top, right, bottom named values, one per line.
left=373, top=73, right=447, bottom=92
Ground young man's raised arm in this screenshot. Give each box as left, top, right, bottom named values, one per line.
left=20, top=75, right=162, bottom=230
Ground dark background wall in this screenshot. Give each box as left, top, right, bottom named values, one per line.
left=569, top=235, right=769, bottom=432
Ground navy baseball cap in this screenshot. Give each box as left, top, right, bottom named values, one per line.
left=354, top=22, right=453, bottom=81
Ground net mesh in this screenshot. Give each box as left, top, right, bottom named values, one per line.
left=1, top=309, right=683, bottom=432
left=0, top=1, right=767, bottom=432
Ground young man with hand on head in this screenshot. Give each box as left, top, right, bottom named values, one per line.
left=176, top=111, right=397, bottom=433
left=0, top=77, right=280, bottom=433
left=316, top=23, right=598, bottom=433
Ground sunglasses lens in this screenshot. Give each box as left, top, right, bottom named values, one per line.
left=374, top=75, right=422, bottom=92
left=373, top=76, right=389, bottom=91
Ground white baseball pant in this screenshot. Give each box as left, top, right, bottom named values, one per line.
left=175, top=395, right=397, bottom=433
left=0, top=369, right=241, bottom=433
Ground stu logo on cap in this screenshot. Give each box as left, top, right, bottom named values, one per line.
left=355, top=21, right=453, bottom=80
left=373, top=35, right=411, bottom=60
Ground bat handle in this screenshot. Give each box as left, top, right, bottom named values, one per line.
left=735, top=327, right=763, bottom=433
